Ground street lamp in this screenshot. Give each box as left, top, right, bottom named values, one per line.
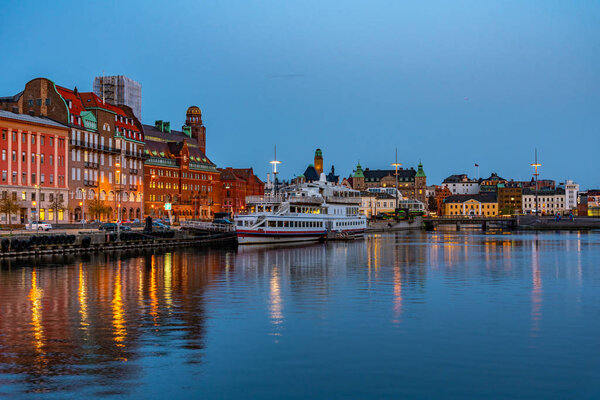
left=391, top=147, right=402, bottom=212
left=530, top=149, right=541, bottom=216
left=269, top=144, right=281, bottom=195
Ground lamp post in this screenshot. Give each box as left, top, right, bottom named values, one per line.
left=116, top=161, right=121, bottom=234
left=391, top=147, right=402, bottom=213
left=80, top=188, right=86, bottom=226
left=269, top=144, right=281, bottom=195
left=530, top=149, right=541, bottom=216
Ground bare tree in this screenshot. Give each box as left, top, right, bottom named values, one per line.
left=87, top=198, right=109, bottom=221
left=0, top=195, right=22, bottom=232
left=48, top=192, right=66, bottom=224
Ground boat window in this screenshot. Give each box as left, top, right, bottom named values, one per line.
left=268, top=221, right=276, bottom=227
left=277, top=221, right=283, bottom=227
left=284, top=221, right=289, bottom=228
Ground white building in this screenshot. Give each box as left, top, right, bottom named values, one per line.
left=564, top=180, right=579, bottom=211
left=442, top=174, right=480, bottom=195
left=522, top=188, right=566, bottom=215
left=360, top=192, right=397, bottom=217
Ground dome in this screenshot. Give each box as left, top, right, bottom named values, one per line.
left=186, top=106, right=202, bottom=115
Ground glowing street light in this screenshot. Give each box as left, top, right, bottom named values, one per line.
left=391, top=148, right=402, bottom=210
left=530, top=149, right=541, bottom=216
left=269, top=144, right=281, bottom=194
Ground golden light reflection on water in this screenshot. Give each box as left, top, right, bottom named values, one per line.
left=270, top=266, right=283, bottom=328
left=531, top=239, right=542, bottom=338
left=78, top=263, right=89, bottom=333
left=150, top=255, right=159, bottom=323
left=392, top=247, right=402, bottom=325
left=29, top=268, right=45, bottom=358
left=112, top=261, right=127, bottom=348
left=164, top=252, right=173, bottom=309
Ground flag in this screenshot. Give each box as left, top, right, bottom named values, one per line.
left=474, top=163, right=479, bottom=167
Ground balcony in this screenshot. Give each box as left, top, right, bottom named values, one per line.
left=84, top=161, right=99, bottom=169
left=130, top=168, right=138, bottom=175
left=70, top=139, right=99, bottom=151
left=84, top=179, right=98, bottom=187
left=129, top=184, right=138, bottom=191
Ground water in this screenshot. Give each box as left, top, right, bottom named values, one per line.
left=0, top=231, right=599, bottom=399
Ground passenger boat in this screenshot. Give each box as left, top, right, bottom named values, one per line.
left=235, top=176, right=367, bottom=245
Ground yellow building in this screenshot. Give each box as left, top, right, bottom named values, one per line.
left=443, top=194, right=498, bottom=217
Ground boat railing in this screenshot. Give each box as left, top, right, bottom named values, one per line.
left=246, top=195, right=286, bottom=204
left=181, top=220, right=235, bottom=232
left=325, top=195, right=361, bottom=204
left=287, top=195, right=323, bottom=204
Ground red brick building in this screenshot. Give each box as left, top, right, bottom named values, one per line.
left=0, top=110, right=69, bottom=224
left=143, top=107, right=221, bottom=221
left=220, top=167, right=264, bottom=215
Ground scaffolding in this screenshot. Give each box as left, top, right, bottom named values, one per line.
left=93, top=75, right=142, bottom=120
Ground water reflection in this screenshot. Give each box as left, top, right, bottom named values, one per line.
left=0, top=232, right=597, bottom=398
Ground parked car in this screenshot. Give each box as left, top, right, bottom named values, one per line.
left=152, top=222, right=171, bottom=231
left=99, top=223, right=131, bottom=232
left=26, top=222, right=53, bottom=231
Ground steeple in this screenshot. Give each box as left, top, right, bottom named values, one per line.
left=416, top=161, right=426, bottom=177
left=314, top=148, right=323, bottom=175
left=353, top=162, right=364, bottom=178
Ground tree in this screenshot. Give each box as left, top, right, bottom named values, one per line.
left=48, top=192, right=66, bottom=224
left=0, top=195, right=22, bottom=229
left=87, top=198, right=109, bottom=221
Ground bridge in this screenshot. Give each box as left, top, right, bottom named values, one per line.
left=423, top=216, right=517, bottom=231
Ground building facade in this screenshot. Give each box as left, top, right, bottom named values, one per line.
left=497, top=183, right=523, bottom=215
left=220, top=167, right=264, bottom=215
left=443, top=193, right=498, bottom=217
left=564, top=180, right=579, bottom=212
left=0, top=110, right=69, bottom=224
left=359, top=191, right=397, bottom=218
left=349, top=162, right=427, bottom=204
left=143, top=107, right=221, bottom=220
left=522, top=188, right=566, bottom=215
left=442, top=174, right=480, bottom=195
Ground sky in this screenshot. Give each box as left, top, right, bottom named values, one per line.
left=1, top=1, right=599, bottom=188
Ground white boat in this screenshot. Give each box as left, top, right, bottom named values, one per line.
left=235, top=176, right=367, bottom=245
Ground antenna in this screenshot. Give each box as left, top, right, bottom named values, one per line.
left=102, top=71, right=105, bottom=104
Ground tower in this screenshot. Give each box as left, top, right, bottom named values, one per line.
left=186, top=106, right=206, bottom=154
left=314, top=148, right=323, bottom=175
left=353, top=162, right=365, bottom=190
left=415, top=161, right=427, bottom=204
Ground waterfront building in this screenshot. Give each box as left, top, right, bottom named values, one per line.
left=434, top=185, right=453, bottom=215
left=522, top=187, right=566, bottom=215
left=443, top=193, right=498, bottom=216
left=93, top=75, right=142, bottom=121
left=359, top=191, right=397, bottom=218
left=479, top=172, right=507, bottom=192
left=517, top=178, right=556, bottom=191
left=497, top=182, right=523, bottom=215
left=220, top=167, right=264, bottom=215
left=0, top=110, right=69, bottom=223
left=0, top=77, right=144, bottom=221
left=348, top=161, right=427, bottom=204
left=143, top=107, right=220, bottom=220
left=577, top=190, right=600, bottom=217
left=441, top=174, right=480, bottom=195
left=78, top=92, right=145, bottom=221
left=563, top=180, right=579, bottom=212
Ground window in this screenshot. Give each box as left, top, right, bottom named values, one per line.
left=49, top=137, right=54, bottom=147
left=22, top=152, right=26, bottom=162
left=31, top=135, right=36, bottom=145
left=49, top=174, right=53, bottom=184
left=31, top=173, right=36, bottom=184
left=22, top=133, right=26, bottom=143
left=12, top=172, right=16, bottom=183
left=1, top=130, right=5, bottom=140
left=45, top=98, right=51, bottom=106
left=1, top=171, right=5, bottom=181
left=49, top=155, right=53, bottom=166
left=1, top=150, right=4, bottom=161
left=40, top=136, right=44, bottom=145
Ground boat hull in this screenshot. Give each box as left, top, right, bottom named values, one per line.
left=236, top=230, right=326, bottom=245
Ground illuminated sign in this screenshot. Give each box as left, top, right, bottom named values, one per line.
left=164, top=203, right=172, bottom=210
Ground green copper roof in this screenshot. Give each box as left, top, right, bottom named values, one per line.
left=416, top=162, right=426, bottom=177
left=353, top=162, right=364, bottom=178
left=315, top=149, right=322, bottom=157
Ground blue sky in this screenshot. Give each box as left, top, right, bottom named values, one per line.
left=1, top=1, right=598, bottom=187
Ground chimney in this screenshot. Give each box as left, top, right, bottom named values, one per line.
left=163, top=121, right=171, bottom=133
left=155, top=120, right=163, bottom=131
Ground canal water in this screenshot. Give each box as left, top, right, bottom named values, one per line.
left=0, top=231, right=599, bottom=399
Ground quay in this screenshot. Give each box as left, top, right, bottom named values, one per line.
left=423, top=215, right=600, bottom=231
left=0, top=225, right=236, bottom=258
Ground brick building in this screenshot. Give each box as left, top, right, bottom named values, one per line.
left=143, top=107, right=221, bottom=221
left=348, top=162, right=427, bottom=204
left=1, top=77, right=144, bottom=221
left=220, top=167, right=264, bottom=215
left=0, top=110, right=69, bottom=224
left=497, top=182, right=523, bottom=215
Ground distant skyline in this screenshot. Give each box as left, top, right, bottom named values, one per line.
left=1, top=1, right=598, bottom=188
